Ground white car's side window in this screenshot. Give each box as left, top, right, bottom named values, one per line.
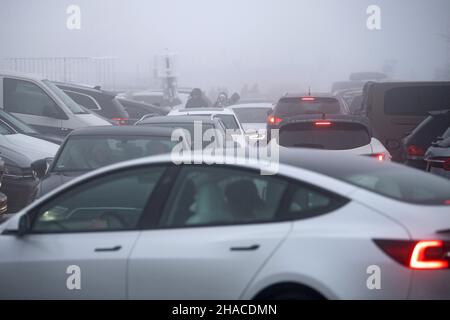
left=159, top=166, right=289, bottom=227
left=32, top=166, right=166, bottom=233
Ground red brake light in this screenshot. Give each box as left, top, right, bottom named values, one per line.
left=407, top=145, right=425, bottom=157
left=374, top=239, right=450, bottom=270
left=301, top=97, right=316, bottom=101
left=410, top=241, right=449, bottom=270
left=268, top=116, right=282, bottom=125
left=112, top=118, right=129, bottom=126
left=314, top=121, right=331, bottom=126
left=444, top=158, right=450, bottom=171
left=427, top=157, right=450, bottom=171
left=371, top=153, right=386, bottom=161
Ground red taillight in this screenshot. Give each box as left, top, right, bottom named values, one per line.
left=371, top=153, right=386, bottom=161
left=374, top=239, right=449, bottom=270
left=268, top=115, right=282, bottom=125
left=407, top=145, right=425, bottom=157
left=410, top=241, right=449, bottom=270
left=112, top=118, right=129, bottom=126
left=427, top=157, right=450, bottom=171
left=301, top=97, right=316, bottom=101
left=444, top=158, right=450, bottom=171
left=314, top=121, right=331, bottom=126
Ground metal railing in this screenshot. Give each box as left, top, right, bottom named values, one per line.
left=0, top=57, right=117, bottom=89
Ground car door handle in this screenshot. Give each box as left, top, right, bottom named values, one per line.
left=95, top=245, right=122, bottom=252
left=230, top=244, right=260, bottom=251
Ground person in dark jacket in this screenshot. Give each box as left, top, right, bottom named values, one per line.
left=185, top=88, right=209, bottom=108
left=229, top=92, right=240, bottom=105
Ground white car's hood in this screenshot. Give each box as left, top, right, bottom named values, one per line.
left=0, top=134, right=58, bottom=161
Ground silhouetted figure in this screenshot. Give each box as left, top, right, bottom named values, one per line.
left=185, top=88, right=209, bottom=108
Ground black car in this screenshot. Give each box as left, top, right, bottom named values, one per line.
left=267, top=93, right=349, bottom=141
left=401, top=109, right=450, bottom=169
left=117, top=97, right=169, bottom=123
left=54, top=82, right=132, bottom=125
left=31, top=126, right=184, bottom=200
left=0, top=108, right=63, bottom=144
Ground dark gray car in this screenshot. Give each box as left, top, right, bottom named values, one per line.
left=425, top=126, right=450, bottom=179
left=0, top=122, right=58, bottom=212
left=31, top=126, right=183, bottom=200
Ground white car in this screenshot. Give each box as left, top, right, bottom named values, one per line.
left=168, top=107, right=247, bottom=146
left=277, top=115, right=392, bottom=161
left=229, top=103, right=273, bottom=140
left=0, top=149, right=449, bottom=299
left=121, top=90, right=186, bottom=109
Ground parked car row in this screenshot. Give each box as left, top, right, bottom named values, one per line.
left=0, top=69, right=449, bottom=299
left=56, top=82, right=169, bottom=125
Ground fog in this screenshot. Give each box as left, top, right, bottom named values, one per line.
left=1, top=0, right=449, bottom=95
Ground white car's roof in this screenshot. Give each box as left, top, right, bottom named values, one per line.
left=229, top=103, right=273, bottom=109
left=0, top=70, right=46, bottom=81
left=169, top=108, right=236, bottom=116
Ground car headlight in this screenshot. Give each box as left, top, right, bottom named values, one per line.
left=4, top=164, right=34, bottom=180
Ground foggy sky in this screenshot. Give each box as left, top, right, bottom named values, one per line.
left=1, top=0, right=449, bottom=93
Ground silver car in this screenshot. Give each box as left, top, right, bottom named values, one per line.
left=0, top=71, right=111, bottom=137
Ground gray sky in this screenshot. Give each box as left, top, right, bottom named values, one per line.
left=1, top=0, right=449, bottom=93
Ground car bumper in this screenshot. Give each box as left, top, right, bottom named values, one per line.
left=409, top=270, right=450, bottom=299
left=404, top=158, right=427, bottom=170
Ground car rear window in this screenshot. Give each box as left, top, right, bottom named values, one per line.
left=53, top=135, right=177, bottom=172
left=275, top=97, right=342, bottom=117
left=212, top=115, right=240, bottom=129
left=384, top=86, right=450, bottom=116
left=233, top=107, right=272, bottom=123
left=279, top=122, right=371, bottom=150
left=337, top=164, right=450, bottom=205
left=410, top=114, right=450, bottom=143
left=289, top=154, right=450, bottom=205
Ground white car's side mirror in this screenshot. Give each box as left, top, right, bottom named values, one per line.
left=1, top=213, right=30, bottom=237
